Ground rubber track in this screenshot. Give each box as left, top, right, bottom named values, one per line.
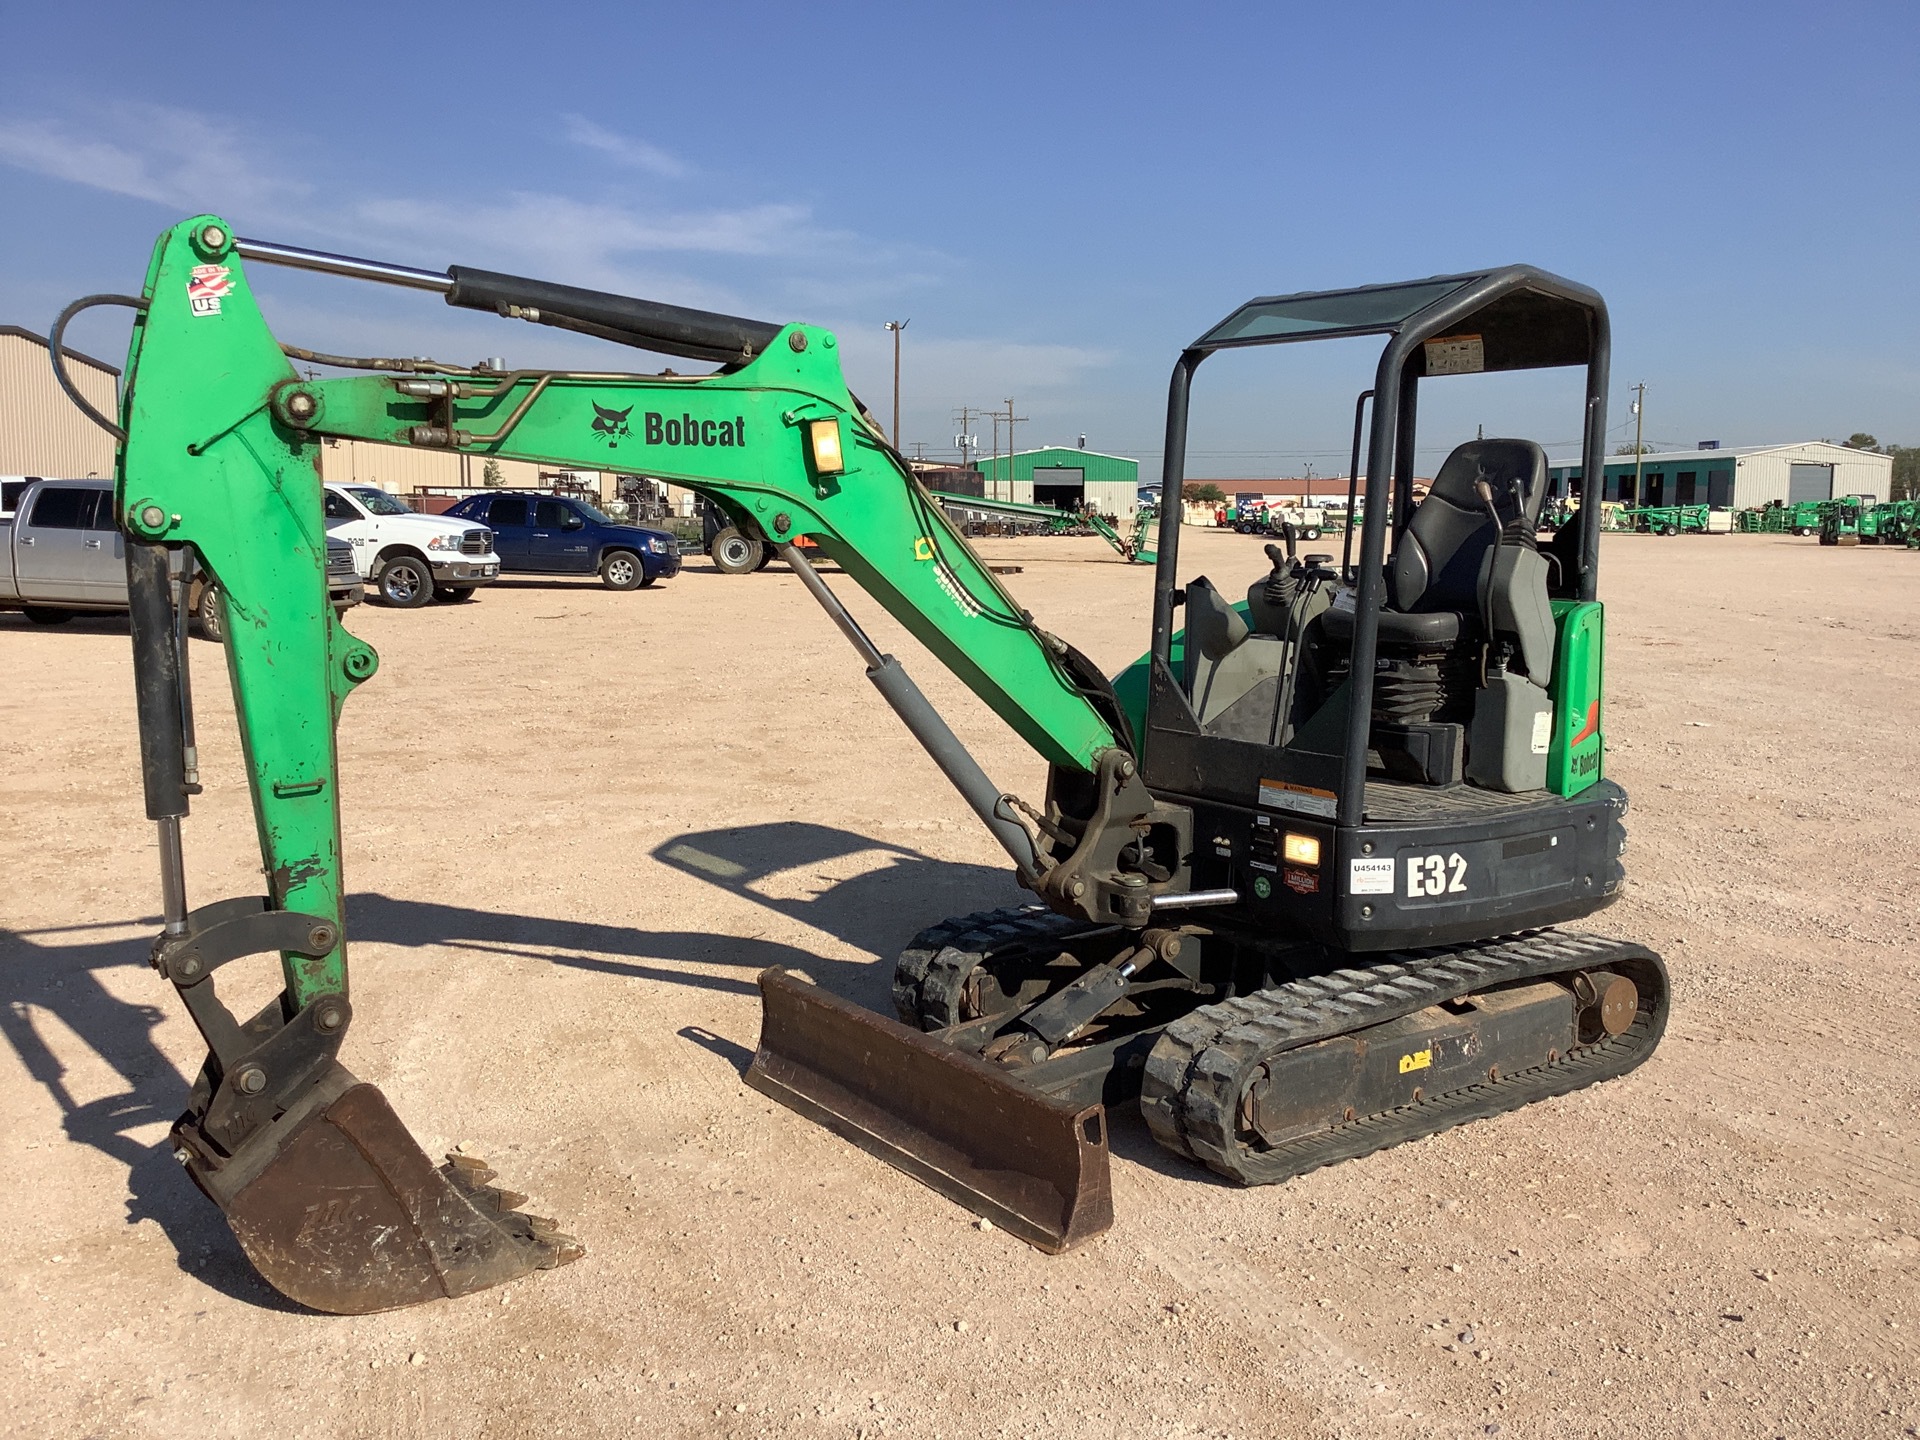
left=1140, top=930, right=1669, bottom=1185
left=891, top=906, right=1090, bottom=1030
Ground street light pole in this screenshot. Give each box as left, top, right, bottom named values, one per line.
left=885, top=320, right=910, bottom=449
left=1631, top=381, right=1647, bottom=505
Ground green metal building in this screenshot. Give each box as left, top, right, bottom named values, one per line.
left=972, top=446, right=1141, bottom=518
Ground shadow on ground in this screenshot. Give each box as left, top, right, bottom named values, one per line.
left=0, top=918, right=304, bottom=1309
left=0, top=824, right=1017, bottom=1306
left=348, top=821, right=1019, bottom=1010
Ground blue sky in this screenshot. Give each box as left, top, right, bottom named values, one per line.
left=3, top=2, right=1915, bottom=480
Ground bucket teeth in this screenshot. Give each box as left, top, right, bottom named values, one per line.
left=446, top=1152, right=499, bottom=1186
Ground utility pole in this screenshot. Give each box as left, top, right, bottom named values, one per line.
left=884, top=320, right=909, bottom=448
left=1630, top=382, right=1647, bottom=504
left=953, top=406, right=981, bottom=474
left=1003, top=397, right=1027, bottom=500
left=987, top=411, right=1002, bottom=497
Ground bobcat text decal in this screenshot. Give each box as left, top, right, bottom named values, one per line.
left=644, top=412, right=746, bottom=448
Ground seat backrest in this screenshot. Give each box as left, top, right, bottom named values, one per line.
left=1390, top=439, right=1547, bottom=613
left=1185, top=577, right=1249, bottom=661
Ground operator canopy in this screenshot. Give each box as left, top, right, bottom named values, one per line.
left=1193, top=266, right=1602, bottom=374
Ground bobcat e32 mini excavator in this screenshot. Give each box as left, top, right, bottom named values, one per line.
left=60, top=215, right=1666, bottom=1313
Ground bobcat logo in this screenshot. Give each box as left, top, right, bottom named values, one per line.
left=590, top=402, right=633, bottom=448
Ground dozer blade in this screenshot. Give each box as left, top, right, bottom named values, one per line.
left=747, top=968, right=1112, bottom=1253
left=177, top=1061, right=583, bottom=1315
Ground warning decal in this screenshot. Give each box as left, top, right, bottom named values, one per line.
left=1530, top=709, right=1553, bottom=755
left=1423, top=333, right=1484, bottom=376
left=1258, top=779, right=1337, bottom=819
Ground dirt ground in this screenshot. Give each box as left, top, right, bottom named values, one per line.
left=2, top=529, right=1916, bottom=1440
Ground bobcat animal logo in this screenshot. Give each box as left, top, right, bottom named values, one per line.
left=590, top=402, right=634, bottom=448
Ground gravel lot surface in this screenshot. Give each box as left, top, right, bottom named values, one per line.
left=2, top=530, right=1915, bottom=1439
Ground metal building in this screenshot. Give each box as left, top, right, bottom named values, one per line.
left=1548, top=441, right=1893, bottom=510
left=1, top=325, right=119, bottom=477
left=971, top=446, right=1140, bottom=519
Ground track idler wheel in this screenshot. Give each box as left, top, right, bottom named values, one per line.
left=176, top=1061, right=582, bottom=1315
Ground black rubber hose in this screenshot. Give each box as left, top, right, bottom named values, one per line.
left=445, top=267, right=781, bottom=366
left=48, top=293, right=146, bottom=442
left=126, top=541, right=189, bottom=820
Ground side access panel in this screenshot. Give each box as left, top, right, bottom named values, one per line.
left=1547, top=599, right=1603, bottom=796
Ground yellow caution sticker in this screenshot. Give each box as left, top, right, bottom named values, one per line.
left=1398, top=1048, right=1432, bottom=1075
left=913, top=536, right=935, bottom=561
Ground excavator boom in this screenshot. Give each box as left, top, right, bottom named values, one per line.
left=91, top=216, right=1159, bottom=1307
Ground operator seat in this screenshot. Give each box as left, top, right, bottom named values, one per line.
left=1321, top=438, right=1548, bottom=647
left=1319, top=439, right=1553, bottom=786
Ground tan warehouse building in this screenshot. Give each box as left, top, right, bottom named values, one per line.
left=1, top=325, right=120, bottom=478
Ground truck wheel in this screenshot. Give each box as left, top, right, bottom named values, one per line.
left=1302, top=526, right=1322, bottom=541
left=600, top=550, right=646, bottom=590
left=22, top=607, right=74, bottom=625
left=710, top=526, right=763, bottom=575
left=376, top=553, right=434, bottom=608
left=195, top=583, right=227, bottom=643
left=432, top=584, right=476, bottom=603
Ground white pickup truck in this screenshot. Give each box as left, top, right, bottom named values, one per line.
left=0, top=477, right=361, bottom=635
left=323, top=483, right=499, bottom=606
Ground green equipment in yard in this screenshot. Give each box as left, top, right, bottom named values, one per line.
left=1859, top=499, right=1918, bottom=547
left=930, top=489, right=1157, bottom=563
left=68, top=216, right=1666, bottom=1314
left=1610, top=503, right=1713, bottom=535
left=1736, top=500, right=1829, bottom=536
left=1818, top=497, right=1865, bottom=546
left=1783, top=500, right=1824, bottom=535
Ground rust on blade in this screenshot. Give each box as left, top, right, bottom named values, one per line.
left=186, top=1062, right=582, bottom=1315
left=748, top=967, right=1113, bottom=1253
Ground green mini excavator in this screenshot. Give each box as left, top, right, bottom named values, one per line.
left=59, top=215, right=1667, bottom=1313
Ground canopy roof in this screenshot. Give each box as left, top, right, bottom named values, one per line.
left=1192, top=266, right=1604, bottom=375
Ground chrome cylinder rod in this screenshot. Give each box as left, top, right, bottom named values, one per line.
left=1151, top=888, right=1239, bottom=912
left=157, top=816, right=189, bottom=937
left=234, top=238, right=452, bottom=294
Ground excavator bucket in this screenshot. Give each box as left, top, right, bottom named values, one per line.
left=747, top=968, right=1112, bottom=1253
left=178, top=1061, right=582, bottom=1315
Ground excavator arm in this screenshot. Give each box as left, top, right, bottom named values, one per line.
left=89, top=215, right=1179, bottom=1310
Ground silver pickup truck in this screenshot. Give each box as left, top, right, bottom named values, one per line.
left=0, top=477, right=361, bottom=637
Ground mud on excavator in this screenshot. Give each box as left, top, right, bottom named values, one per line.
left=63, top=215, right=1667, bottom=1312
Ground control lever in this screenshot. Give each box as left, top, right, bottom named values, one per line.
left=1473, top=478, right=1505, bottom=534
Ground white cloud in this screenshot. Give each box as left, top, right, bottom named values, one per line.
left=0, top=102, right=941, bottom=316
left=560, top=114, right=688, bottom=179
left=0, top=104, right=309, bottom=216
